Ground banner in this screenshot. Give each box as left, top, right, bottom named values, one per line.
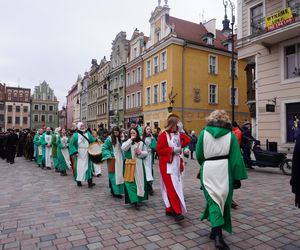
left=265, top=7, right=293, bottom=31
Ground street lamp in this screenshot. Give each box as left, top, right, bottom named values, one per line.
left=223, top=0, right=235, bottom=122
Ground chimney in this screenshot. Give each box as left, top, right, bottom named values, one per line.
left=203, top=19, right=216, bottom=38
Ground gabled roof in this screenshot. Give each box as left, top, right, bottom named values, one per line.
left=168, top=16, right=229, bottom=51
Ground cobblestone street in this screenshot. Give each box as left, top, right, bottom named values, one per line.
left=0, top=157, right=299, bottom=250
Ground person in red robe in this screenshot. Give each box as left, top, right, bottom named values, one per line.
left=156, top=114, right=191, bottom=221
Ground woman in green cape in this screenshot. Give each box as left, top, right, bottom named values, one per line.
left=57, top=128, right=71, bottom=176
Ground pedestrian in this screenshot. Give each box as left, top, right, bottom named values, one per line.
left=102, top=126, right=125, bottom=199
left=291, top=133, right=300, bottom=208
left=40, top=127, right=53, bottom=170
left=6, top=129, right=18, bottom=164
left=143, top=126, right=157, bottom=196
left=52, top=127, right=61, bottom=172
left=57, top=128, right=71, bottom=176
left=196, top=110, right=247, bottom=250
left=91, top=129, right=102, bottom=177
left=33, top=129, right=44, bottom=168
left=130, top=120, right=143, bottom=138
left=156, top=114, right=191, bottom=221
left=97, top=123, right=108, bottom=142
left=189, top=131, right=197, bottom=160
left=69, top=122, right=96, bottom=188
left=241, top=121, right=255, bottom=169
left=121, top=127, right=148, bottom=209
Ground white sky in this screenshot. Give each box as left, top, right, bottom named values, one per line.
left=0, top=0, right=236, bottom=108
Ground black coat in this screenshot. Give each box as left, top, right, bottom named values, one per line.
left=292, top=133, right=300, bottom=195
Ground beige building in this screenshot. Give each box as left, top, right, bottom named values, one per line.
left=96, top=57, right=109, bottom=129
left=73, top=75, right=82, bottom=124
left=87, top=59, right=99, bottom=130
left=237, top=0, right=300, bottom=151
left=5, top=86, right=31, bottom=131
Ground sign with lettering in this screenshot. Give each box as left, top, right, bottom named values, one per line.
left=265, top=7, right=293, bottom=31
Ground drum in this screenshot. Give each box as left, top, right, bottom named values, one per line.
left=88, top=142, right=103, bottom=164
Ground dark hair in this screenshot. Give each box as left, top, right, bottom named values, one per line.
left=129, top=127, right=142, bottom=144
left=142, top=126, right=152, bottom=141
left=111, top=126, right=121, bottom=146
left=232, top=121, right=240, bottom=129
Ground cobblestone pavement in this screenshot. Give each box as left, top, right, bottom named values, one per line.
left=0, top=157, right=299, bottom=250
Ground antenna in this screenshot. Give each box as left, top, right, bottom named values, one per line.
left=201, top=8, right=205, bottom=23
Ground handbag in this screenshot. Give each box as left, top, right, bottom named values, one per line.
left=108, top=158, right=115, bottom=173
left=124, top=159, right=136, bottom=182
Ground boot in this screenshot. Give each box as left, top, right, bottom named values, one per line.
left=77, top=181, right=82, bottom=187
left=211, top=227, right=230, bottom=250
left=174, top=214, right=184, bottom=222
left=88, top=179, right=95, bottom=188
left=148, top=182, right=154, bottom=196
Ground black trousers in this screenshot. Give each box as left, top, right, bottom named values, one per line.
left=6, top=146, right=16, bottom=163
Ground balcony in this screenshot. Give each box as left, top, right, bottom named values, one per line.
left=238, top=5, right=300, bottom=47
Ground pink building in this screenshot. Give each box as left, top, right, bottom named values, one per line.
left=66, top=83, right=77, bottom=129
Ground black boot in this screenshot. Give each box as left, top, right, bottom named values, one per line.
left=211, top=227, right=230, bottom=250
left=148, top=182, right=154, bottom=196
left=88, top=179, right=95, bottom=188
left=77, top=181, right=82, bottom=187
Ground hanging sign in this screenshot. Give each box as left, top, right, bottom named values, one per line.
left=265, top=7, right=293, bottom=32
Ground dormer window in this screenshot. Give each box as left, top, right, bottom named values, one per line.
left=156, top=31, right=160, bottom=42
left=202, top=33, right=214, bottom=46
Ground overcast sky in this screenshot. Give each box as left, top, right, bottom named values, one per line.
left=0, top=0, right=235, bottom=108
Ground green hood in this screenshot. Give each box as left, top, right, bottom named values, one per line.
left=204, top=120, right=232, bottom=139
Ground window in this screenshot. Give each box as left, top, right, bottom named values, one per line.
left=7, top=105, right=12, bottom=112
left=154, top=56, right=159, bottom=74
left=230, top=60, right=238, bottom=78
left=8, top=116, right=12, bottom=124
left=7, top=92, right=11, bottom=100
left=13, top=91, right=17, bottom=98
left=127, top=73, right=130, bottom=86
left=209, top=55, right=218, bottom=74
left=34, top=105, right=38, bottom=110
left=288, top=0, right=300, bottom=16
left=146, top=60, right=151, bottom=77
left=207, top=37, right=213, bottom=45
left=133, top=70, right=136, bottom=84
left=286, top=102, right=300, bottom=142
left=16, top=106, right=20, bottom=112
left=285, top=43, right=300, bottom=79
left=25, top=93, right=29, bottom=101
left=146, top=87, right=151, bottom=105
left=250, top=3, right=264, bottom=34
left=41, top=115, right=45, bottom=122
left=15, top=117, right=20, bottom=124
left=48, top=95, right=50, bottom=100
left=49, top=115, right=53, bottom=122
left=34, top=115, right=38, bottom=122
left=0, top=114, right=4, bottom=122
left=42, top=105, right=46, bottom=111
left=132, top=93, right=135, bottom=108
left=230, top=87, right=238, bottom=106
left=119, top=97, right=123, bottom=110
left=156, top=31, right=160, bottom=43
left=160, top=51, right=167, bottom=71
left=208, top=84, right=218, bottom=104
left=23, top=106, right=28, bottom=113
left=126, top=95, right=130, bottom=109
left=137, top=67, right=141, bottom=82
left=49, top=105, right=53, bottom=111
left=0, top=104, right=4, bottom=110
left=137, top=92, right=141, bottom=107
left=133, top=47, right=137, bottom=59
left=153, top=85, right=159, bottom=104
left=160, top=81, right=167, bottom=102
left=23, top=117, right=28, bottom=124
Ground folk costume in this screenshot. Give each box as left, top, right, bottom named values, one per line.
left=143, top=135, right=157, bottom=195
left=102, top=136, right=125, bottom=197
left=156, top=130, right=191, bottom=219
left=40, top=130, right=53, bottom=169
left=33, top=132, right=44, bottom=167
left=196, top=120, right=247, bottom=242
left=57, top=133, right=71, bottom=176
left=121, top=138, right=148, bottom=206
left=69, top=123, right=96, bottom=187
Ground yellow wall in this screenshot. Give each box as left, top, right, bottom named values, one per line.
left=143, top=42, right=250, bottom=133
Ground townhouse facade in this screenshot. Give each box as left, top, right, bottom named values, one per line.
left=73, top=75, right=82, bottom=124
left=31, top=81, right=59, bottom=129
left=142, top=2, right=249, bottom=133
left=5, top=86, right=31, bottom=131
left=66, top=83, right=77, bottom=129
left=237, top=0, right=300, bottom=150
left=80, top=72, right=89, bottom=124
left=108, top=31, right=129, bottom=129
left=0, top=83, right=5, bottom=131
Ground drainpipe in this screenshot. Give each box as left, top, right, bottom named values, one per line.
left=181, top=40, right=187, bottom=126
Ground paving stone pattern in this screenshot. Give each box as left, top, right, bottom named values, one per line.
left=0, top=157, right=299, bottom=250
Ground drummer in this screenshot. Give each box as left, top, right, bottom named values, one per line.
left=102, top=126, right=125, bottom=199
left=91, top=129, right=103, bottom=177
left=69, top=122, right=96, bottom=188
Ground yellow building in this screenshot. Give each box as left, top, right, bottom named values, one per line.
left=142, top=2, right=249, bottom=133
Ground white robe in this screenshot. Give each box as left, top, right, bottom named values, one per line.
left=76, top=133, right=89, bottom=182
left=44, top=134, right=52, bottom=167
left=144, top=137, right=154, bottom=182
left=160, top=132, right=187, bottom=214
left=113, top=140, right=124, bottom=185
left=60, top=136, right=71, bottom=169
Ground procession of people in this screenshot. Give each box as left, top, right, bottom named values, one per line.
left=3, top=109, right=300, bottom=250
